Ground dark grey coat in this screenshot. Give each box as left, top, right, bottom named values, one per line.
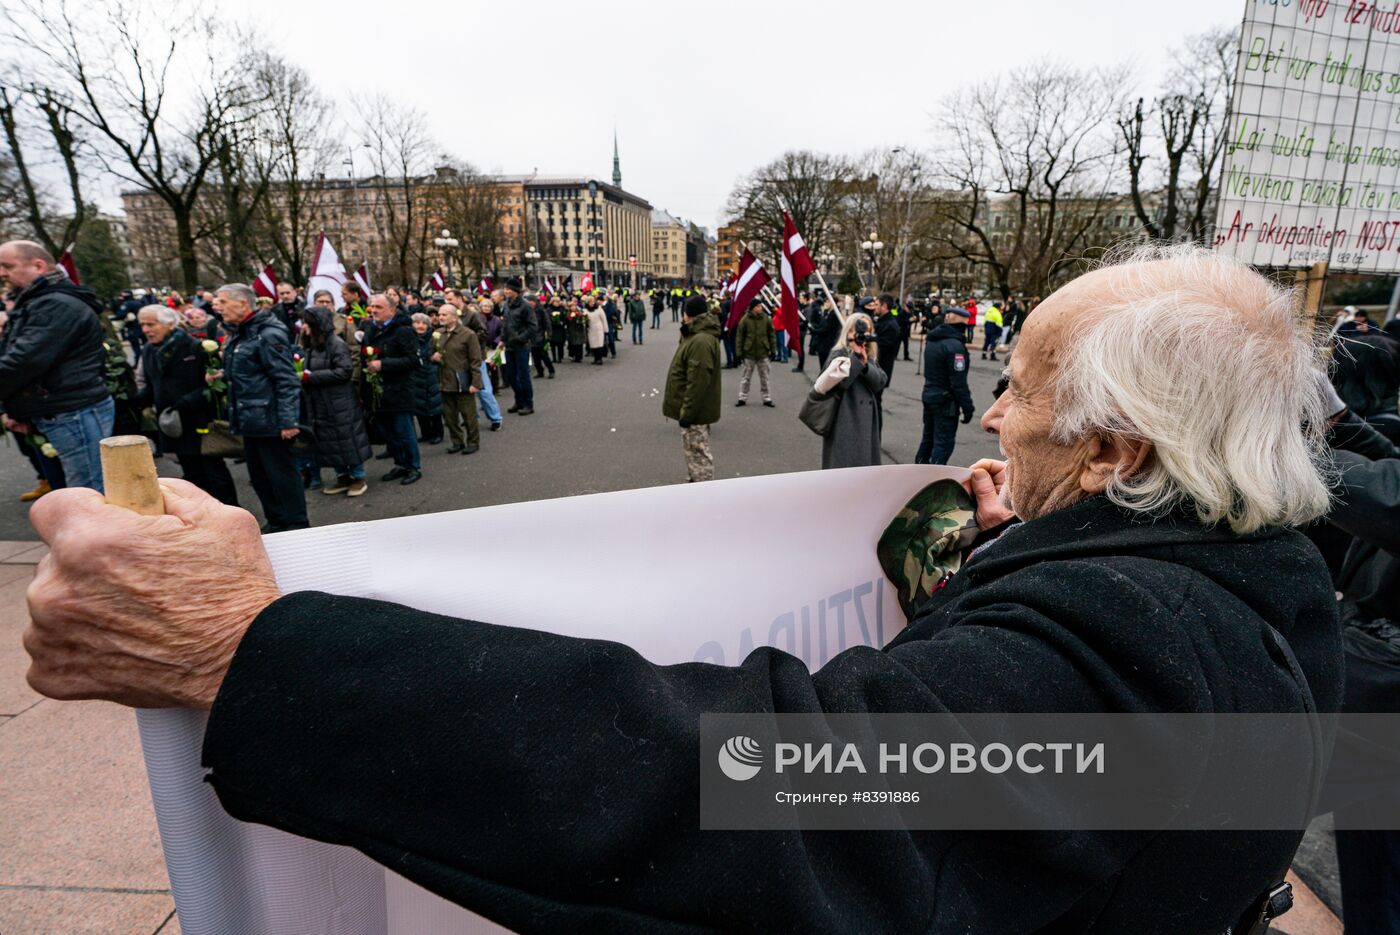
left=301, top=326, right=372, bottom=469
left=821, top=349, right=887, bottom=470
left=413, top=332, right=443, bottom=417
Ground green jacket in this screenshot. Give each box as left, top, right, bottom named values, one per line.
left=663, top=312, right=722, bottom=426
left=627, top=297, right=647, bottom=322
left=735, top=310, right=775, bottom=361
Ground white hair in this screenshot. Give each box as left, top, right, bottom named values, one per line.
left=1052, top=244, right=1332, bottom=534
left=216, top=283, right=257, bottom=310
left=139, top=304, right=183, bottom=328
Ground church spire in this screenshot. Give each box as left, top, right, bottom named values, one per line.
left=612, top=129, right=622, bottom=188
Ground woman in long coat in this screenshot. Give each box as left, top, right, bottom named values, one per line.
left=410, top=312, right=443, bottom=444
left=585, top=300, right=609, bottom=365
left=300, top=304, right=372, bottom=496
left=817, top=311, right=888, bottom=470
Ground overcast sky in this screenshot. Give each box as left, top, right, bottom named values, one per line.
left=229, top=0, right=1238, bottom=231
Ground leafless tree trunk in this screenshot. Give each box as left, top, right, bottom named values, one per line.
left=724, top=150, right=851, bottom=264
left=0, top=83, right=87, bottom=255
left=355, top=94, right=437, bottom=289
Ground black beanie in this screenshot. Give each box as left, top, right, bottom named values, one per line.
left=683, top=296, right=708, bottom=318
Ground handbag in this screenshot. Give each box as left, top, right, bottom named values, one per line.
left=199, top=419, right=244, bottom=459
left=798, top=387, right=842, bottom=437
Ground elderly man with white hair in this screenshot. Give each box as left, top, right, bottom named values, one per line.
left=215, top=282, right=307, bottom=532
left=22, top=246, right=1342, bottom=934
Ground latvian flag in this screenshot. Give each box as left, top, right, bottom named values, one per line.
left=427, top=268, right=446, bottom=293
left=57, top=246, right=80, bottom=285
left=542, top=277, right=557, bottom=297
left=251, top=263, right=278, bottom=300
left=353, top=262, right=373, bottom=300
left=306, top=233, right=349, bottom=308
left=779, top=213, right=816, bottom=349
left=477, top=276, right=493, bottom=295
left=727, top=249, right=771, bottom=330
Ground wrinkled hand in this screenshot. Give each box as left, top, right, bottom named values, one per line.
left=3, top=414, right=30, bottom=433
left=23, top=480, right=282, bottom=709
left=368, top=359, right=382, bottom=373
left=280, top=427, right=299, bottom=440
left=205, top=369, right=224, bottom=385
left=964, top=458, right=1015, bottom=531
left=431, top=352, right=442, bottom=363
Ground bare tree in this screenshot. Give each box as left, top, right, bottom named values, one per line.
left=7, top=0, right=257, bottom=290
left=723, top=150, right=851, bottom=262
left=833, top=149, right=931, bottom=292
left=238, top=53, right=335, bottom=286
left=1118, top=28, right=1237, bottom=243
left=355, top=94, right=438, bottom=288
left=0, top=82, right=87, bottom=255
left=424, top=163, right=503, bottom=281
left=928, top=61, right=1128, bottom=299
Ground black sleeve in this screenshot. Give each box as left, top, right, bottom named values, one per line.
left=302, top=342, right=352, bottom=388
left=201, top=574, right=1220, bottom=934
left=1328, top=410, right=1399, bottom=460
left=1330, top=450, right=1400, bottom=552
left=948, top=344, right=974, bottom=412
left=0, top=299, right=73, bottom=401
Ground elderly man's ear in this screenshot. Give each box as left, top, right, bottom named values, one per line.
left=1078, top=433, right=1153, bottom=496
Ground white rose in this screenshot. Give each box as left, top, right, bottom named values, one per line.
left=40, top=443, right=58, bottom=458
left=201, top=339, right=219, bottom=353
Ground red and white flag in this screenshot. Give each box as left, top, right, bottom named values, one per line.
left=353, top=262, right=373, bottom=301
left=477, top=276, right=493, bottom=295
left=426, top=268, right=445, bottom=292
left=779, top=213, right=816, bottom=348
left=57, top=246, right=79, bottom=285
left=306, top=232, right=349, bottom=309
left=251, top=263, right=278, bottom=300
left=580, top=271, right=594, bottom=293
left=542, top=277, right=556, bottom=296
left=727, top=248, right=771, bottom=330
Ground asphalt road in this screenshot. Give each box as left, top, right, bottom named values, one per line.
left=0, top=319, right=1006, bottom=539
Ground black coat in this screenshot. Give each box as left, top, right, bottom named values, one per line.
left=361, top=311, right=420, bottom=414
left=921, top=323, right=975, bottom=415
left=412, top=331, right=443, bottom=417
left=874, top=312, right=901, bottom=385
left=1332, top=331, right=1400, bottom=417
left=502, top=297, right=540, bottom=349
left=202, top=495, right=1342, bottom=935
left=300, top=313, right=371, bottom=469
left=135, top=329, right=215, bottom=456
left=0, top=273, right=110, bottom=420
left=224, top=311, right=301, bottom=438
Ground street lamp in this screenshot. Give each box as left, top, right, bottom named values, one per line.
left=860, top=233, right=884, bottom=291
left=433, top=228, right=459, bottom=288
left=523, top=246, right=541, bottom=288
left=627, top=253, right=637, bottom=292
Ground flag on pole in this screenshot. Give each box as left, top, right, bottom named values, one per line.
left=542, top=277, right=556, bottom=297
left=779, top=213, right=816, bottom=348
left=353, top=262, right=373, bottom=301
left=251, top=264, right=278, bottom=300
left=580, top=271, right=594, bottom=293
left=427, top=268, right=445, bottom=293
left=562, top=275, right=573, bottom=294
left=306, top=232, right=349, bottom=309
left=57, top=246, right=80, bottom=285
left=477, top=276, right=493, bottom=296
left=727, top=248, right=771, bottom=329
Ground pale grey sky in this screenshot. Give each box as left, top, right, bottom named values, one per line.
left=235, top=0, right=1240, bottom=231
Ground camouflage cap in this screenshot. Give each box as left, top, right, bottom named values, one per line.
left=877, top=478, right=979, bottom=620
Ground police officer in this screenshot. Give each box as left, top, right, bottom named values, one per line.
left=914, top=304, right=975, bottom=465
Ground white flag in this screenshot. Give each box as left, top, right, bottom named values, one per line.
left=307, top=233, right=350, bottom=309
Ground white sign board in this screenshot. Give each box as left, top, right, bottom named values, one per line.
left=1212, top=0, right=1400, bottom=273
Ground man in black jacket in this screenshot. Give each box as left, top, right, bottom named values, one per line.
left=218, top=283, right=307, bottom=531
left=134, top=304, right=238, bottom=505
left=269, top=281, right=303, bottom=335
left=0, top=240, right=114, bottom=492
left=363, top=292, right=422, bottom=484
left=873, top=295, right=896, bottom=405
left=23, top=247, right=1345, bottom=935
left=915, top=306, right=976, bottom=465
left=500, top=278, right=538, bottom=415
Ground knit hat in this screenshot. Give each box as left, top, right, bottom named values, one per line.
left=683, top=295, right=708, bottom=318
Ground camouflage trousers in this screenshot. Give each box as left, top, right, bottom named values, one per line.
left=681, top=424, right=714, bottom=482
left=738, top=358, right=771, bottom=402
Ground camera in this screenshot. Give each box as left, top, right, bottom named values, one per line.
left=851, top=319, right=872, bottom=345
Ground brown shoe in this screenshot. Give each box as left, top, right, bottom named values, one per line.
left=19, top=479, right=51, bottom=502
left=346, top=479, right=368, bottom=497
left=323, top=475, right=353, bottom=495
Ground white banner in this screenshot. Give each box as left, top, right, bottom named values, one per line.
left=1212, top=0, right=1400, bottom=273
left=137, top=464, right=965, bottom=934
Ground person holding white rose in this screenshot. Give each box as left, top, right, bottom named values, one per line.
left=134, top=304, right=239, bottom=505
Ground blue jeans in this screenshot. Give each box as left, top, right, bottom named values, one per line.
left=376, top=411, right=420, bottom=470
left=507, top=347, right=534, bottom=409
left=631, top=321, right=644, bottom=343
left=34, top=396, right=115, bottom=493
left=337, top=462, right=366, bottom=480
left=477, top=362, right=502, bottom=424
